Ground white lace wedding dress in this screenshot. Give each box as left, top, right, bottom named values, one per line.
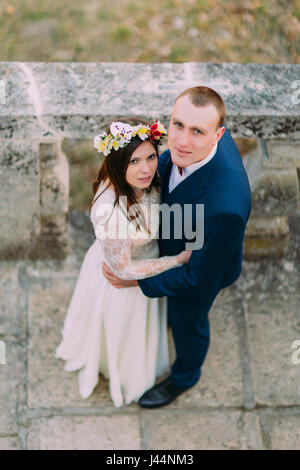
left=55, top=183, right=183, bottom=407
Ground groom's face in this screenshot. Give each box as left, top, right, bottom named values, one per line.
left=168, top=95, right=225, bottom=168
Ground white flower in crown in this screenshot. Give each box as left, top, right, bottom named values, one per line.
left=133, top=124, right=151, bottom=140
left=110, top=122, right=133, bottom=143
left=93, top=132, right=107, bottom=150
left=99, top=134, right=114, bottom=156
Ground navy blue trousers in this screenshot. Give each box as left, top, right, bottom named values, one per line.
left=167, top=286, right=221, bottom=388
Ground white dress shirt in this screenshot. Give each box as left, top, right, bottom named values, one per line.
left=168, top=142, right=218, bottom=193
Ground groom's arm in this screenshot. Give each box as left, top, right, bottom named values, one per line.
left=137, top=212, right=245, bottom=298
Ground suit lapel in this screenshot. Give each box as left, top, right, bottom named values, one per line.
left=160, top=157, right=172, bottom=202
left=160, top=153, right=207, bottom=205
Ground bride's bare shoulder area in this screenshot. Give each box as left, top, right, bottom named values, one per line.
left=103, top=179, right=115, bottom=191
left=92, top=180, right=115, bottom=205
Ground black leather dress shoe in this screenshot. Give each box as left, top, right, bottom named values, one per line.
left=138, top=377, right=190, bottom=408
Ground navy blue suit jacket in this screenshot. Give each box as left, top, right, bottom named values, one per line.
left=138, top=127, right=252, bottom=299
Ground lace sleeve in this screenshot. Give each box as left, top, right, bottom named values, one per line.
left=91, top=192, right=183, bottom=280
left=100, top=237, right=183, bottom=280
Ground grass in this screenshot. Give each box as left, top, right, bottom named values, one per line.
left=1, top=0, right=299, bottom=63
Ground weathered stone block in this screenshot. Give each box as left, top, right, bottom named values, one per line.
left=40, top=141, right=69, bottom=216
left=0, top=261, right=27, bottom=338
left=140, top=409, right=263, bottom=450
left=0, top=139, right=41, bottom=257
left=260, top=412, right=300, bottom=450
left=31, top=141, right=71, bottom=259
left=251, top=168, right=299, bottom=214
left=244, top=291, right=300, bottom=406
left=244, top=215, right=289, bottom=259
left=1, top=62, right=300, bottom=140
left=27, top=414, right=140, bottom=450
left=264, top=141, right=300, bottom=169
left=245, top=147, right=299, bottom=215
left=243, top=144, right=299, bottom=259
left=0, top=437, right=21, bottom=450
left=0, top=339, right=26, bottom=435
left=0, top=139, right=71, bottom=259
left=27, top=214, right=73, bottom=260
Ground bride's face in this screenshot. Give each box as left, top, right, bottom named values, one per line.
left=125, top=141, right=158, bottom=194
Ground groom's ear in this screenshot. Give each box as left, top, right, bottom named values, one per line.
left=216, top=126, right=225, bottom=142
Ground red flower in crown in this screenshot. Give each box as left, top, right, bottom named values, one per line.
left=149, top=120, right=166, bottom=141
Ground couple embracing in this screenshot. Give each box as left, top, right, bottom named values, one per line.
left=55, top=86, right=252, bottom=409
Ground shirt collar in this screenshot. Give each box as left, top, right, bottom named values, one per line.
left=176, top=142, right=218, bottom=177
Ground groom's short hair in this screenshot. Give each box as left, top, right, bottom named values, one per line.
left=175, top=86, right=225, bottom=129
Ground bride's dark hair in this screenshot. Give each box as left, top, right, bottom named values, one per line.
left=89, top=117, right=161, bottom=218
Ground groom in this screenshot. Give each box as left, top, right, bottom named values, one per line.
left=102, top=86, right=252, bottom=408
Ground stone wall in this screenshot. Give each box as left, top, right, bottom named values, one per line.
left=0, top=62, right=300, bottom=259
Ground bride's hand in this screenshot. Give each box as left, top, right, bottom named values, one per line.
left=176, top=249, right=193, bottom=264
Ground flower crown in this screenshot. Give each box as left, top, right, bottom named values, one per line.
left=93, top=120, right=167, bottom=157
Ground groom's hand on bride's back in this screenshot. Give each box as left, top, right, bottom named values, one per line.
left=102, top=262, right=138, bottom=288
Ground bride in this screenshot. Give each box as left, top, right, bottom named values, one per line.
left=55, top=117, right=192, bottom=407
